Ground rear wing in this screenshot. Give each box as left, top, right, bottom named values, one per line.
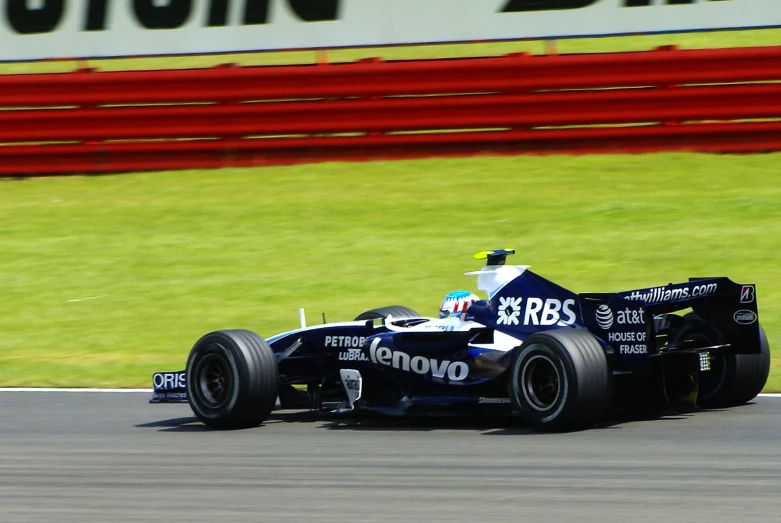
left=579, top=277, right=761, bottom=371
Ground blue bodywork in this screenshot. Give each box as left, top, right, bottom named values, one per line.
left=152, top=251, right=762, bottom=416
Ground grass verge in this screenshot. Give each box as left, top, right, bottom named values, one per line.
left=0, top=153, right=778, bottom=389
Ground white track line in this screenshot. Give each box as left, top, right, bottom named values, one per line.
left=0, top=388, right=779, bottom=397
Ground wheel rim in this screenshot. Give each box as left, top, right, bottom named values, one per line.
left=195, top=352, right=232, bottom=408
left=520, top=352, right=562, bottom=412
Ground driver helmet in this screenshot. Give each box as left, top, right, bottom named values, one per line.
left=439, top=290, right=480, bottom=319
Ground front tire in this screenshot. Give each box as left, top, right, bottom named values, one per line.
left=508, top=329, right=611, bottom=431
left=186, top=329, right=278, bottom=429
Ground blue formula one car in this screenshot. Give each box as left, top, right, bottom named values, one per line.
left=151, top=250, right=770, bottom=431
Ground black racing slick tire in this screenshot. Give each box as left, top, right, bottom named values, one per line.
left=508, top=329, right=611, bottom=432
left=354, top=306, right=419, bottom=321
left=186, top=329, right=279, bottom=430
left=672, top=313, right=770, bottom=408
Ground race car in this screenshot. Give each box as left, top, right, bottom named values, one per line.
left=151, top=249, right=770, bottom=431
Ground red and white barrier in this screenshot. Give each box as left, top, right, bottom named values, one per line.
left=1, top=45, right=779, bottom=176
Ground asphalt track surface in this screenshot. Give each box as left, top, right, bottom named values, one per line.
left=1, top=393, right=779, bottom=523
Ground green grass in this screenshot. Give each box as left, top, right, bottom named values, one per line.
left=1, top=28, right=779, bottom=74
left=0, top=153, right=779, bottom=389
left=1, top=28, right=778, bottom=390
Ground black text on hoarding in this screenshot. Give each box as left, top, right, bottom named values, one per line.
left=502, top=0, right=729, bottom=12
left=6, top=0, right=340, bottom=34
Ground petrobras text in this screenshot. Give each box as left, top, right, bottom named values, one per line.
left=325, top=335, right=366, bottom=348
left=368, top=338, right=469, bottom=382
left=3, top=0, right=778, bottom=61
left=338, top=348, right=369, bottom=362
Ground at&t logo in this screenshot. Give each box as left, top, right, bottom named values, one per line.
left=595, top=305, right=614, bottom=330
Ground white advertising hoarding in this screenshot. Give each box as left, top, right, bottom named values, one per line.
left=1, top=0, right=780, bottom=61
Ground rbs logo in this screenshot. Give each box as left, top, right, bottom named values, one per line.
left=497, top=297, right=577, bottom=327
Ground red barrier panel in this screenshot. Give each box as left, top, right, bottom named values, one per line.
left=2, top=84, right=780, bottom=142
left=1, top=46, right=780, bottom=107
left=0, top=45, right=780, bottom=176
left=2, top=122, right=781, bottom=176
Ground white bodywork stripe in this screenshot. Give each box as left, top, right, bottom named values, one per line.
left=265, top=320, right=371, bottom=343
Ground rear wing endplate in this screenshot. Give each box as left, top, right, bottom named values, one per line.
left=579, top=277, right=761, bottom=371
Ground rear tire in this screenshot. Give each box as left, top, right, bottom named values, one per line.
left=186, top=329, right=278, bottom=429
left=508, top=329, right=611, bottom=431
left=354, top=306, right=419, bottom=321
left=672, top=313, right=770, bottom=408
